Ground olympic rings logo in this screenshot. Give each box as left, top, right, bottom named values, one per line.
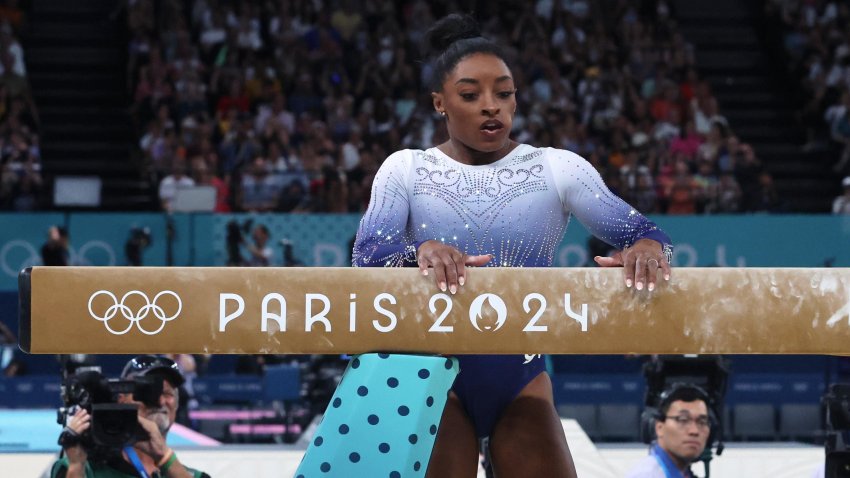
left=88, top=290, right=182, bottom=336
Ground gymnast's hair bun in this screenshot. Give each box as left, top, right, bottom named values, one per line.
left=424, top=13, right=482, bottom=56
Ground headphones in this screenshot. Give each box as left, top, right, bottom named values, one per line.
left=640, top=382, right=724, bottom=454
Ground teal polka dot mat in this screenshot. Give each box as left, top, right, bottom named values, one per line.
left=294, top=353, right=460, bottom=477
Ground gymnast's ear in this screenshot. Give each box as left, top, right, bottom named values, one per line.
left=432, top=92, right=444, bottom=115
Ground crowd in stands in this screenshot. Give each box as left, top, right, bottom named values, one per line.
left=128, top=0, right=783, bottom=216
left=0, top=1, right=41, bottom=212
left=767, top=1, right=850, bottom=188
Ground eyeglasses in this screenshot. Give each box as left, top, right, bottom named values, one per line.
left=664, top=415, right=710, bottom=429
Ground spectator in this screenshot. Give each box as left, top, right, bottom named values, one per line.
left=665, top=160, right=698, bottom=214
left=668, top=119, right=701, bottom=160
left=190, top=157, right=230, bottom=212
left=158, top=161, right=195, bottom=211
left=693, top=161, right=718, bottom=213
left=126, top=0, right=752, bottom=215
left=734, top=143, right=764, bottom=211
left=218, top=116, right=259, bottom=174
left=215, top=77, right=249, bottom=116
left=246, top=223, right=273, bottom=266
left=696, top=120, right=727, bottom=164
left=239, top=155, right=281, bottom=212
left=278, top=178, right=310, bottom=213
left=713, top=173, right=744, bottom=213
left=0, top=3, right=24, bottom=32
left=0, top=23, right=25, bottom=76
left=833, top=176, right=850, bottom=214
left=628, top=173, right=658, bottom=214
left=255, top=92, right=295, bottom=137
left=830, top=90, right=850, bottom=173
left=750, top=171, right=784, bottom=213
left=0, top=46, right=36, bottom=126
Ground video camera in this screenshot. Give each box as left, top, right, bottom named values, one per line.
left=125, top=227, right=152, bottom=266
left=824, top=384, right=850, bottom=478
left=56, top=366, right=163, bottom=459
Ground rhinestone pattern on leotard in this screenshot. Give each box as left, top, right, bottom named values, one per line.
left=352, top=145, right=669, bottom=268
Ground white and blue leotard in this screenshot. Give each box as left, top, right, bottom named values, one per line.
left=352, top=144, right=672, bottom=437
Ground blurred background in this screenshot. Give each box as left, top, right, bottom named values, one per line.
left=1, top=0, right=850, bottom=476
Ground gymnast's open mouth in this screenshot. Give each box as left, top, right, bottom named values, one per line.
left=480, top=119, right=504, bottom=132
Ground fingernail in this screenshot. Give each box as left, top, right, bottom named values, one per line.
left=450, top=284, right=457, bottom=295
left=636, top=281, right=644, bottom=291
left=626, top=279, right=632, bottom=288
left=459, top=277, right=465, bottom=287
left=439, top=281, right=447, bottom=292
left=648, top=283, right=655, bottom=292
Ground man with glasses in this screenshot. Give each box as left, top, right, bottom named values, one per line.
left=51, top=355, right=209, bottom=478
left=626, top=384, right=712, bottom=478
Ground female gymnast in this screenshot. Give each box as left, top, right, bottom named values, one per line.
left=353, top=13, right=673, bottom=478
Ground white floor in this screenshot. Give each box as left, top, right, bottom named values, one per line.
left=2, top=420, right=825, bottom=477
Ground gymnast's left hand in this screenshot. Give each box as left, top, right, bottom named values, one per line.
left=593, top=238, right=671, bottom=291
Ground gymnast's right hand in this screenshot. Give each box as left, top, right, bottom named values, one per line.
left=416, top=240, right=492, bottom=294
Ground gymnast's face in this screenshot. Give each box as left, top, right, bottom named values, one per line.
left=432, top=53, right=516, bottom=158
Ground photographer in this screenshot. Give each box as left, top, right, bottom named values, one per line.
left=246, top=223, right=272, bottom=267
left=41, top=225, right=69, bottom=266
left=51, top=355, right=208, bottom=478
left=626, top=384, right=711, bottom=478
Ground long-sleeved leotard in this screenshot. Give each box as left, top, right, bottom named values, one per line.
left=352, top=144, right=672, bottom=437
left=353, top=144, right=671, bottom=268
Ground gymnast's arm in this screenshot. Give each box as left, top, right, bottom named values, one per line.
left=547, top=148, right=673, bottom=285
left=352, top=151, right=420, bottom=267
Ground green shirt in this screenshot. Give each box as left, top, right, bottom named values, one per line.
left=51, top=456, right=208, bottom=478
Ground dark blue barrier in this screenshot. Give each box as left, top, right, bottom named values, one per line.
left=192, top=375, right=264, bottom=404
left=726, top=373, right=824, bottom=405
left=0, top=376, right=62, bottom=408
left=0, top=370, right=831, bottom=409
left=552, top=372, right=827, bottom=406
left=263, top=365, right=301, bottom=401
left=552, top=373, right=645, bottom=404
left=0, top=372, right=301, bottom=408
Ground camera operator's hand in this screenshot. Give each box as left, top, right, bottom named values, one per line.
left=133, top=415, right=193, bottom=477
left=63, top=408, right=90, bottom=475
left=134, top=414, right=169, bottom=462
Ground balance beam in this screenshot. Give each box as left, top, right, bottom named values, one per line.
left=17, top=266, right=850, bottom=354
